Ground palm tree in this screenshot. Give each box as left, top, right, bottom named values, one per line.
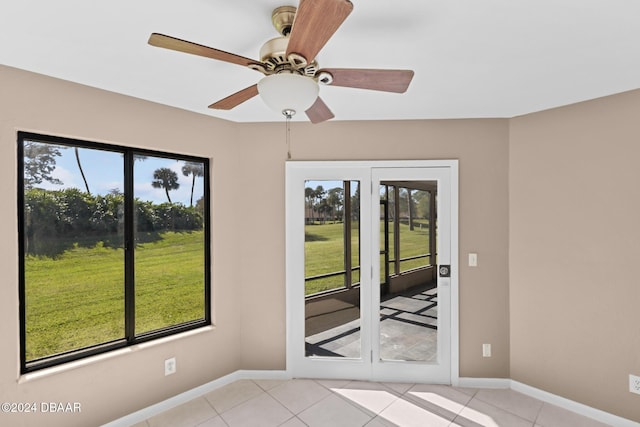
left=305, top=187, right=316, bottom=223
left=327, top=187, right=344, bottom=222
left=313, top=185, right=325, bottom=222
left=74, top=147, right=90, bottom=194
left=151, top=167, right=180, bottom=203
left=181, top=161, right=204, bottom=207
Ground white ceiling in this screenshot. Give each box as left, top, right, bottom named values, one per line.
left=2, top=0, right=639, bottom=123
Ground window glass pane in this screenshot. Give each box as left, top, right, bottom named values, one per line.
left=379, top=182, right=438, bottom=362
left=134, top=156, right=206, bottom=334
left=379, top=185, right=389, bottom=285
left=304, top=181, right=345, bottom=294
left=398, top=188, right=431, bottom=272
left=304, top=180, right=361, bottom=358
left=387, top=185, right=396, bottom=276
left=23, top=141, right=125, bottom=361
left=349, top=181, right=360, bottom=285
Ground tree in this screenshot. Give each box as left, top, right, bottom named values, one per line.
left=74, top=147, right=90, bottom=194
left=181, top=161, right=204, bottom=207
left=326, top=187, right=344, bottom=222
left=151, top=168, right=180, bottom=204
left=350, top=184, right=360, bottom=221
left=23, top=141, right=63, bottom=189
left=313, top=185, right=325, bottom=222
left=305, top=187, right=315, bottom=223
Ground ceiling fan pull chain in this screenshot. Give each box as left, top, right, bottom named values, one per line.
left=286, top=114, right=292, bottom=160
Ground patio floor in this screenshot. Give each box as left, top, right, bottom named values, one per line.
left=305, top=284, right=438, bottom=362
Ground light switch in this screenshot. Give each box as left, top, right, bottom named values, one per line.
left=468, top=253, right=478, bottom=267
left=483, top=344, right=492, bottom=357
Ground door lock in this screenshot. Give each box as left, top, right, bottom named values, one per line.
left=439, top=265, right=451, bottom=278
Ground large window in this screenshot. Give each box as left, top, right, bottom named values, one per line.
left=18, top=132, right=210, bottom=373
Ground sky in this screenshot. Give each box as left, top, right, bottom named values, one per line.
left=37, top=145, right=205, bottom=206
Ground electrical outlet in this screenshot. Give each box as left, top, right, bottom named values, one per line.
left=165, top=357, right=176, bottom=376
left=482, top=343, right=491, bottom=358
left=630, top=374, right=640, bottom=395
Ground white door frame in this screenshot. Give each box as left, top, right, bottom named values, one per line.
left=285, top=160, right=459, bottom=384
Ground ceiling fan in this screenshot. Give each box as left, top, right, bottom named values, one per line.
left=148, top=0, right=414, bottom=123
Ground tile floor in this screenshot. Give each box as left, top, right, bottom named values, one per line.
left=130, top=378, right=613, bottom=427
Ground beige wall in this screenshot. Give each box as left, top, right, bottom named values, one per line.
left=509, top=89, right=640, bottom=421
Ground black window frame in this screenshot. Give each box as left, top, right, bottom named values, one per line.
left=18, top=131, right=211, bottom=374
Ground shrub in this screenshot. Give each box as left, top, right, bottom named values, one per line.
left=24, top=188, right=203, bottom=256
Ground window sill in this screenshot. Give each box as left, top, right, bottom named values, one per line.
left=18, top=325, right=215, bottom=384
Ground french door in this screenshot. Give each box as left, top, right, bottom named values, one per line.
left=286, top=160, right=458, bottom=384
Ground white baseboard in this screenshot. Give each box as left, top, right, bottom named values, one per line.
left=510, top=380, right=640, bottom=427
left=104, top=372, right=639, bottom=427
left=101, top=370, right=290, bottom=427
left=458, top=377, right=639, bottom=427
left=456, top=377, right=511, bottom=389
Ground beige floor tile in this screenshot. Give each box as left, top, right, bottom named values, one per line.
left=268, top=379, right=331, bottom=414
left=364, top=417, right=396, bottom=427
left=473, top=388, right=543, bottom=422
left=535, top=403, right=613, bottom=427
left=403, top=383, right=473, bottom=421
left=147, top=397, right=217, bottom=427
left=381, top=381, right=415, bottom=395
left=203, top=379, right=264, bottom=414
left=220, top=393, right=293, bottom=427
left=195, top=415, right=229, bottom=427
left=451, top=386, right=481, bottom=397
left=298, top=394, right=373, bottom=427
left=253, top=378, right=288, bottom=391
left=454, top=398, right=534, bottom=427
left=279, top=416, right=308, bottom=427
left=315, top=378, right=353, bottom=389
left=332, top=381, right=401, bottom=415
left=376, top=398, right=452, bottom=427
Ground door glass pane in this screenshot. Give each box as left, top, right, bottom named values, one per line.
left=305, top=180, right=361, bottom=358
left=23, top=142, right=125, bottom=361
left=379, top=180, right=438, bottom=362
left=386, top=185, right=396, bottom=276
left=379, top=194, right=388, bottom=288
left=134, top=155, right=206, bottom=334
left=399, top=188, right=431, bottom=271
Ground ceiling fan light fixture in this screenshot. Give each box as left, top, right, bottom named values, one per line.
left=257, top=73, right=319, bottom=117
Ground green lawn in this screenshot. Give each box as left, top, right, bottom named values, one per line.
left=25, top=231, right=205, bottom=361
left=305, top=220, right=432, bottom=295
left=305, top=221, right=360, bottom=294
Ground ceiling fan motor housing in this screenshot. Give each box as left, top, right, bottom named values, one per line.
left=257, top=36, right=318, bottom=77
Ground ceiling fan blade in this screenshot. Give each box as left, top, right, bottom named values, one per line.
left=286, top=0, right=353, bottom=65
left=305, top=97, right=335, bottom=124
left=208, top=84, right=259, bottom=110
left=318, top=68, right=415, bottom=93
left=149, top=33, right=262, bottom=68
